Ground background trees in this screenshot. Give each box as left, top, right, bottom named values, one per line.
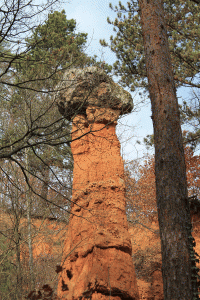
left=180, top=88, right=200, bottom=150
left=0, top=0, right=62, bottom=88
left=0, top=5, right=103, bottom=298
left=100, top=0, right=200, bottom=92
left=125, top=147, right=200, bottom=225
left=1, top=0, right=200, bottom=298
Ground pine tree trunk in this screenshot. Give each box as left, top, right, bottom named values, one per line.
left=138, top=0, right=198, bottom=298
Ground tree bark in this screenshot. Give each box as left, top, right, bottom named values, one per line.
left=40, top=165, right=50, bottom=214
left=25, top=147, right=35, bottom=292
left=14, top=210, right=23, bottom=300
left=26, top=189, right=35, bottom=292
left=138, top=0, right=198, bottom=298
left=190, top=0, right=200, bottom=3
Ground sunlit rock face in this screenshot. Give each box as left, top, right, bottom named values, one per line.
left=56, top=67, right=139, bottom=300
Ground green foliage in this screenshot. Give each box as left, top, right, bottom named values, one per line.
left=180, top=90, right=200, bottom=150
left=27, top=10, right=85, bottom=62
left=15, top=10, right=88, bottom=87
left=15, top=9, right=108, bottom=88
left=0, top=235, right=16, bottom=298
left=1, top=10, right=81, bottom=157
left=0, top=11, right=88, bottom=220
left=143, top=134, right=154, bottom=148
left=144, top=90, right=200, bottom=150
left=100, top=0, right=200, bottom=91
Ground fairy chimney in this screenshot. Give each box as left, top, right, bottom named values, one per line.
left=56, top=67, right=139, bottom=300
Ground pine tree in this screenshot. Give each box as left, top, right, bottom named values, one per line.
left=180, top=89, right=200, bottom=150
left=102, top=0, right=200, bottom=298
left=100, top=0, right=200, bottom=92
left=138, top=0, right=199, bottom=297
left=17, top=10, right=92, bottom=88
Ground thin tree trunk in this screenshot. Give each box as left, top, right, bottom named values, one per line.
left=25, top=149, right=35, bottom=292
left=26, top=190, right=34, bottom=291
left=40, top=165, right=50, bottom=215
left=12, top=160, right=23, bottom=300
left=138, top=0, right=198, bottom=298
left=14, top=211, right=23, bottom=300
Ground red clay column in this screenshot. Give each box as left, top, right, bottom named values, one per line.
left=56, top=67, right=139, bottom=300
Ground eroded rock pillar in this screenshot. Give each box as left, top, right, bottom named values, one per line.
left=56, top=67, right=139, bottom=300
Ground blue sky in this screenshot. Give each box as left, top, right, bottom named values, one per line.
left=62, top=0, right=195, bottom=162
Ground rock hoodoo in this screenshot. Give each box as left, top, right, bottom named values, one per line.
left=56, top=67, right=139, bottom=300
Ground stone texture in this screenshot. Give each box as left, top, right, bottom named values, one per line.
left=1, top=205, right=199, bottom=298
left=56, top=67, right=139, bottom=300
left=55, top=66, right=133, bottom=121
left=151, top=270, right=163, bottom=300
